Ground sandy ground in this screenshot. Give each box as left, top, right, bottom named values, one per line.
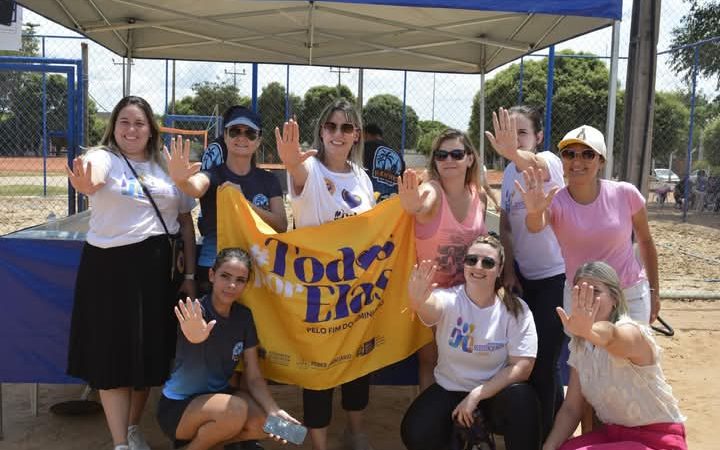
left=1, top=171, right=719, bottom=449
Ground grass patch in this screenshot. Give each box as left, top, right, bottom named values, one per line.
left=0, top=185, right=67, bottom=196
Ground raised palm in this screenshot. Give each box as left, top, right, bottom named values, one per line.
left=174, top=297, right=216, bottom=344
left=398, top=169, right=429, bottom=214
left=274, top=119, right=317, bottom=168
left=65, top=157, right=105, bottom=195
left=515, top=167, right=558, bottom=215
left=165, top=136, right=200, bottom=184
left=485, top=107, right=518, bottom=159
left=408, top=259, right=437, bottom=308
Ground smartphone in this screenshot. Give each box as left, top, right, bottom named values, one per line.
left=262, top=414, right=308, bottom=445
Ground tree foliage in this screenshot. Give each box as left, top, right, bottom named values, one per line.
left=652, top=91, right=690, bottom=166
left=363, top=94, right=419, bottom=151
left=703, top=116, right=720, bottom=166
left=416, top=120, right=448, bottom=155
left=170, top=81, right=250, bottom=117
left=670, top=1, right=720, bottom=88
left=258, top=81, right=302, bottom=163
left=469, top=50, right=624, bottom=168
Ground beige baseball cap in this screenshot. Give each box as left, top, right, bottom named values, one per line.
left=557, top=125, right=607, bottom=159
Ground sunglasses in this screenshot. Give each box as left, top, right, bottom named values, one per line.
left=560, top=148, right=597, bottom=161
left=227, top=127, right=259, bottom=141
left=463, top=254, right=497, bottom=269
left=433, top=149, right=467, bottom=161
left=322, top=122, right=356, bottom=135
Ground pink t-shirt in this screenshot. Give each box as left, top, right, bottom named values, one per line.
left=415, top=182, right=487, bottom=288
left=549, top=180, right=646, bottom=288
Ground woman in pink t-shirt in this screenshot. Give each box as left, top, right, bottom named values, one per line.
left=398, top=128, right=488, bottom=391
left=519, top=125, right=660, bottom=325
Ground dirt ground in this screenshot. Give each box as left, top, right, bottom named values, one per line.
left=1, top=176, right=719, bottom=449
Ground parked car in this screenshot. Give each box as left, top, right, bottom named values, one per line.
left=651, top=168, right=680, bottom=183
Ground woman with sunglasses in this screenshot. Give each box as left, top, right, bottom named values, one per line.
left=275, top=99, right=375, bottom=450
left=167, top=106, right=288, bottom=295
left=398, top=128, right=488, bottom=391
left=543, top=262, right=686, bottom=450
left=519, top=125, right=660, bottom=325
left=401, top=234, right=540, bottom=450
left=485, top=106, right=566, bottom=440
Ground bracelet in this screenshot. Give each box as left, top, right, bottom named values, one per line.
left=184, top=273, right=195, bottom=280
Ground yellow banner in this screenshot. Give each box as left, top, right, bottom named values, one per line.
left=217, top=186, right=432, bottom=390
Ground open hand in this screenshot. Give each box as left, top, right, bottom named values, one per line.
left=515, top=167, right=559, bottom=215
left=408, top=260, right=437, bottom=309
left=398, top=169, right=429, bottom=215
left=556, top=282, right=599, bottom=338
left=164, top=136, right=201, bottom=184
left=66, top=157, right=105, bottom=195
left=174, top=297, right=216, bottom=344
left=485, top=107, right=518, bottom=160
left=274, top=119, right=317, bottom=169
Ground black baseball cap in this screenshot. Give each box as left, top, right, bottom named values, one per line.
left=223, top=106, right=262, bottom=131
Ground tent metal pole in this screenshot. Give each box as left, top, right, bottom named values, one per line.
left=604, top=20, right=620, bottom=179
left=544, top=45, right=555, bottom=152
left=479, top=45, right=486, bottom=176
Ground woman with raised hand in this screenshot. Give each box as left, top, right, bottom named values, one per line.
left=166, top=106, right=287, bottom=295
left=157, top=248, right=301, bottom=450
left=543, top=262, right=686, bottom=450
left=401, top=234, right=541, bottom=450
left=486, top=106, right=566, bottom=439
left=66, top=96, right=196, bottom=450
left=275, top=98, right=375, bottom=450
left=519, top=125, right=660, bottom=325
left=397, top=128, right=488, bottom=391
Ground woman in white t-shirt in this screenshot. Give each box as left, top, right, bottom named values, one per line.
left=275, top=99, right=376, bottom=450
left=65, top=96, right=196, bottom=450
left=486, top=106, right=566, bottom=439
left=544, top=261, right=686, bottom=450
left=401, top=234, right=540, bottom=450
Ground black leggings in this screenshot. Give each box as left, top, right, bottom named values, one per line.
left=401, top=382, right=540, bottom=450
left=303, top=374, right=370, bottom=429
left=518, top=271, right=566, bottom=439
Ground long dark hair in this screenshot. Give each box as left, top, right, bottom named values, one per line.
left=99, top=96, right=165, bottom=171
left=212, top=247, right=252, bottom=273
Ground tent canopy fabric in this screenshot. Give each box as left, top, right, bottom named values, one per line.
left=18, top=0, right=621, bottom=73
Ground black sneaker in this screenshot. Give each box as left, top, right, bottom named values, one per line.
left=224, top=441, right=264, bottom=450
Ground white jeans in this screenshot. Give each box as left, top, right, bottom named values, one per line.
left=563, top=279, right=650, bottom=326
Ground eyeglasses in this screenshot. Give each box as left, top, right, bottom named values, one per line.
left=322, top=122, right=356, bottom=134
left=227, top=127, right=259, bottom=141
left=433, top=149, right=467, bottom=161
left=463, top=254, right=497, bottom=269
left=560, top=148, right=597, bottom=161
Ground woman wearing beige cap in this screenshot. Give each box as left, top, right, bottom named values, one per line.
left=517, top=125, right=660, bottom=325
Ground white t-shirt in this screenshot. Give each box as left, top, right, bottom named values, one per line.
left=501, top=151, right=565, bottom=279
left=84, top=149, right=195, bottom=248
left=289, top=156, right=375, bottom=228
left=424, top=285, right=537, bottom=392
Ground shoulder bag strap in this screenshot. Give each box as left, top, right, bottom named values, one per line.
left=119, top=152, right=171, bottom=237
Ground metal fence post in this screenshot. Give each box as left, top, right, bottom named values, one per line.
left=682, top=45, right=699, bottom=222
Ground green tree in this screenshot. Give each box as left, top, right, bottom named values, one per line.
left=469, top=50, right=624, bottom=167
left=703, top=116, right=720, bottom=166
left=170, top=81, right=250, bottom=118
left=299, top=84, right=355, bottom=144
left=670, top=1, right=720, bottom=88
left=363, top=94, right=419, bottom=151
left=416, top=120, right=448, bottom=155
left=258, top=81, right=302, bottom=163
left=652, top=91, right=690, bottom=166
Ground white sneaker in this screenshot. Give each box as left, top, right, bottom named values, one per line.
left=128, top=425, right=152, bottom=450
left=114, top=446, right=130, bottom=450
left=343, top=429, right=374, bottom=450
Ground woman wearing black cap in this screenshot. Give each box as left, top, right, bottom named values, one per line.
left=167, top=105, right=288, bottom=295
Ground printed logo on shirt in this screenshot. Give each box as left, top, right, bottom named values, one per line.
left=371, top=146, right=402, bottom=187
left=448, top=316, right=475, bottom=353
left=232, top=341, right=245, bottom=361
left=324, top=177, right=336, bottom=195
left=252, top=193, right=271, bottom=210
left=341, top=189, right=363, bottom=209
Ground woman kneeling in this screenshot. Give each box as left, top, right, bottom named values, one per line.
left=157, top=248, right=300, bottom=450
left=401, top=235, right=541, bottom=450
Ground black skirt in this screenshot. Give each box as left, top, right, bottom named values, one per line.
left=67, top=235, right=178, bottom=389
